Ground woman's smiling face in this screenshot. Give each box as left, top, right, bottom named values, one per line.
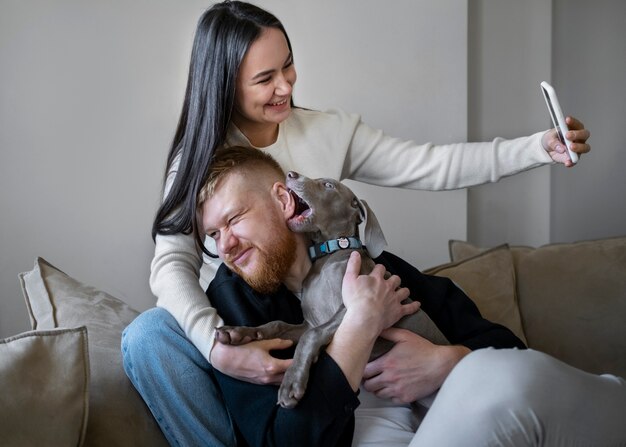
left=231, top=27, right=297, bottom=140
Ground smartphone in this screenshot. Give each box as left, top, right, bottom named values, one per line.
left=540, top=81, right=578, bottom=164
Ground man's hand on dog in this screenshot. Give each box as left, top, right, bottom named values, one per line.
left=362, top=328, right=471, bottom=403
left=341, top=251, right=418, bottom=335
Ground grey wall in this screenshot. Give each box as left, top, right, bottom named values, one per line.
left=467, top=0, right=553, bottom=247
left=551, top=0, right=626, bottom=242
left=467, top=0, right=626, bottom=247
left=270, top=0, right=469, bottom=270
left=0, top=0, right=205, bottom=337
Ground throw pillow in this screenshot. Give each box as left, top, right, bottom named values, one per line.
left=448, top=237, right=626, bottom=378
left=448, top=239, right=532, bottom=263
left=448, top=239, right=485, bottom=263
left=514, top=237, right=626, bottom=377
left=425, top=245, right=527, bottom=343
left=0, top=326, right=89, bottom=447
left=19, top=257, right=168, bottom=447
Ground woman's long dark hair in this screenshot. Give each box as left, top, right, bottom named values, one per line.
left=152, top=1, right=293, bottom=250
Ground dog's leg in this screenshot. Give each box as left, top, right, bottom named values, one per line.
left=215, top=321, right=309, bottom=345
left=278, top=306, right=347, bottom=408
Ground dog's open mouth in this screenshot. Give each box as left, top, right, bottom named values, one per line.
left=288, top=189, right=313, bottom=224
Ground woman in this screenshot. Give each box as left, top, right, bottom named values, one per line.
left=151, top=0, right=589, bottom=372
left=121, top=2, right=618, bottom=447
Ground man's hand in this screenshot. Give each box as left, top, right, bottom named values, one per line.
left=362, top=328, right=470, bottom=403
left=541, top=116, right=591, bottom=167
left=210, top=338, right=293, bottom=385
left=341, top=251, right=416, bottom=334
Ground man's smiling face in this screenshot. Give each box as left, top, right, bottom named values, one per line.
left=201, top=169, right=297, bottom=294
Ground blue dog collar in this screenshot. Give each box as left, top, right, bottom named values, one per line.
left=308, top=237, right=363, bottom=261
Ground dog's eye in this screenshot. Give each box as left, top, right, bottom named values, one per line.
left=324, top=182, right=335, bottom=189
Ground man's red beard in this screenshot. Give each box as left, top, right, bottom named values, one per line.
left=225, top=228, right=297, bottom=295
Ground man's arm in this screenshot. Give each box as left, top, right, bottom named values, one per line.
left=214, top=351, right=359, bottom=447
left=363, top=328, right=470, bottom=402
left=327, top=252, right=416, bottom=390
left=362, top=251, right=525, bottom=402
left=209, top=254, right=418, bottom=446
left=208, top=266, right=356, bottom=446
left=375, top=251, right=526, bottom=349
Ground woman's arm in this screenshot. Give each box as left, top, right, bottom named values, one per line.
left=273, top=109, right=551, bottom=191
left=343, top=111, right=589, bottom=190
left=347, top=121, right=551, bottom=190
left=149, top=152, right=223, bottom=362
left=151, top=230, right=299, bottom=385
left=150, top=230, right=223, bottom=362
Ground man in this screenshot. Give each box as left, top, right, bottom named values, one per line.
left=124, top=147, right=626, bottom=447
left=197, top=146, right=417, bottom=446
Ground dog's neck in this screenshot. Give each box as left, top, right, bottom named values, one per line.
left=309, top=226, right=358, bottom=244
left=308, top=236, right=362, bottom=261
left=282, top=234, right=313, bottom=294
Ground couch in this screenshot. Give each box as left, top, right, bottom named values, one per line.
left=1, top=236, right=625, bottom=446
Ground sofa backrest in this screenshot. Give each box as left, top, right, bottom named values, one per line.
left=446, top=237, right=626, bottom=379
left=512, top=237, right=626, bottom=378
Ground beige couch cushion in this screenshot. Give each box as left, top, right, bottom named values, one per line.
left=425, top=245, right=527, bottom=343
left=0, top=327, right=89, bottom=447
left=514, top=237, right=626, bottom=377
left=19, top=257, right=168, bottom=447
left=449, top=238, right=626, bottom=378
left=449, top=239, right=486, bottom=263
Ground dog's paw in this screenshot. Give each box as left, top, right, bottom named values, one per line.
left=214, top=326, right=261, bottom=345
left=277, top=368, right=309, bottom=409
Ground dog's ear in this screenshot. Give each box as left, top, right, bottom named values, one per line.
left=356, top=198, right=387, bottom=258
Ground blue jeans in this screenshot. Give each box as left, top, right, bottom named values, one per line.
left=121, top=307, right=237, bottom=447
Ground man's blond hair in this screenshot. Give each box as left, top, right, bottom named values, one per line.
left=197, top=146, right=285, bottom=209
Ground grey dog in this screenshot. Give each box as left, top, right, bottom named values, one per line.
left=215, top=171, right=448, bottom=408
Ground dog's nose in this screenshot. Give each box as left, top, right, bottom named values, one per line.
left=287, top=171, right=300, bottom=179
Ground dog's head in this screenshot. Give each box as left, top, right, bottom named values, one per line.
left=286, top=171, right=387, bottom=257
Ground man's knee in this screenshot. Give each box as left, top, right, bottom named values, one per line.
left=420, top=349, right=626, bottom=446
left=440, top=348, right=553, bottom=414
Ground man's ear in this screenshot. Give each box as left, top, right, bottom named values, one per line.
left=272, top=182, right=294, bottom=219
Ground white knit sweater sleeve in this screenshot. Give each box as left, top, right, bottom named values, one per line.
left=150, top=154, right=223, bottom=362
left=151, top=233, right=222, bottom=362
left=343, top=113, right=553, bottom=189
